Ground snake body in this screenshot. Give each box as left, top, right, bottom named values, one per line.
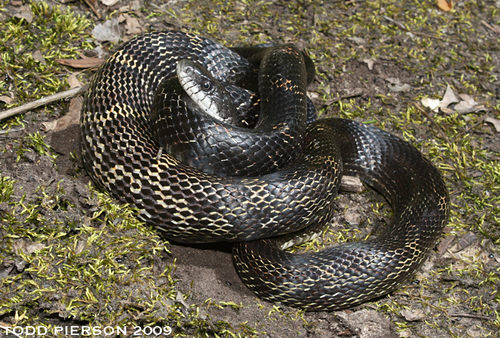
left=81, top=31, right=449, bottom=310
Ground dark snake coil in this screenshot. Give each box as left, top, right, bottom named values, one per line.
left=80, top=31, right=450, bottom=311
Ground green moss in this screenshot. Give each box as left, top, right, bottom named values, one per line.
left=0, top=1, right=93, bottom=121
left=1, top=0, right=499, bottom=335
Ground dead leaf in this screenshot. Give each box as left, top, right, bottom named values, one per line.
left=56, top=57, right=104, bottom=69
left=458, top=93, right=477, bottom=105
left=438, top=0, right=453, bottom=11
left=449, top=93, right=485, bottom=114
left=485, top=116, right=500, bottom=132
left=0, top=95, right=13, bottom=104
left=388, top=83, right=411, bottom=92
left=41, top=97, right=82, bottom=133
left=421, top=98, right=441, bottom=112
left=176, top=291, right=189, bottom=308
left=401, top=309, right=426, bottom=322
left=41, top=120, right=58, bottom=132
left=67, top=73, right=82, bottom=88
left=32, top=50, right=46, bottom=64
left=363, top=59, right=375, bottom=70
left=454, top=94, right=477, bottom=113
left=12, top=240, right=46, bottom=256
left=92, top=18, right=121, bottom=43
left=457, top=104, right=486, bottom=114
left=440, top=85, right=460, bottom=110
left=119, top=14, right=143, bottom=35
left=101, top=0, right=120, bottom=6
left=75, top=239, right=88, bottom=255
left=124, top=15, right=142, bottom=35
left=382, top=16, right=406, bottom=30
left=384, top=77, right=411, bottom=92
left=347, top=37, right=366, bottom=45
left=13, top=5, right=33, bottom=23
left=93, top=46, right=107, bottom=59
left=385, top=77, right=401, bottom=85
left=436, top=234, right=456, bottom=255
left=339, top=175, right=364, bottom=193
left=399, top=329, right=412, bottom=338
left=118, top=0, right=141, bottom=12
left=424, top=86, right=483, bottom=115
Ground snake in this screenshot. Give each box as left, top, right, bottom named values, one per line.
left=80, top=30, right=450, bottom=311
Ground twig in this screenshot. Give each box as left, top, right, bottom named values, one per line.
left=382, top=16, right=446, bottom=41
left=455, top=113, right=488, bottom=138
left=82, top=0, right=101, bottom=19
left=333, top=88, right=363, bottom=103
left=0, top=127, right=24, bottom=135
left=412, top=102, right=450, bottom=143
left=448, top=312, right=496, bottom=321
left=322, top=88, right=364, bottom=108
left=0, top=85, right=88, bottom=121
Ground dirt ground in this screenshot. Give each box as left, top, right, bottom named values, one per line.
left=1, top=0, right=499, bottom=337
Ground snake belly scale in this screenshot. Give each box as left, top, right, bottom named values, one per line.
left=80, top=31, right=450, bottom=311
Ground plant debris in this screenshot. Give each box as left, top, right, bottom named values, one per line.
left=0, top=0, right=499, bottom=337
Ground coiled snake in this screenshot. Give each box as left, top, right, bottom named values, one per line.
left=80, top=31, right=449, bottom=311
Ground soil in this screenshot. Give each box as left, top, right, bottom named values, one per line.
left=1, top=1, right=499, bottom=338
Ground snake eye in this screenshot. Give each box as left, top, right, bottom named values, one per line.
left=201, top=80, right=213, bottom=92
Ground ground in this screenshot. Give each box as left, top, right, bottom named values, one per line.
left=0, top=0, right=499, bottom=337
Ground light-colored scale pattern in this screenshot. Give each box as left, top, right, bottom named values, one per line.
left=233, top=118, right=449, bottom=310
left=150, top=44, right=310, bottom=177
left=81, top=31, right=340, bottom=243
left=81, top=31, right=449, bottom=310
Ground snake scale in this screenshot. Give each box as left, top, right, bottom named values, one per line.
left=80, top=31, right=450, bottom=311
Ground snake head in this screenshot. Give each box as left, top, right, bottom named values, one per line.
left=176, top=59, right=242, bottom=125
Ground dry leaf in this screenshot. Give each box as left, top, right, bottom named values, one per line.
left=347, top=37, right=366, bottom=45
left=485, top=116, right=500, bottom=132
left=92, top=18, right=121, bottom=43
left=440, top=85, right=459, bottom=110
left=67, top=73, right=82, bottom=88
left=41, top=120, right=58, bottom=132
left=14, top=5, right=33, bottom=23
left=421, top=98, right=441, bottom=112
left=363, top=59, right=375, bottom=70
left=425, top=86, right=483, bottom=115
left=32, top=50, right=46, bottom=64
left=339, top=175, right=364, bottom=193
left=118, top=0, right=141, bottom=12
left=459, top=93, right=477, bottom=105
left=125, top=16, right=142, bottom=35
left=438, top=0, right=453, bottom=11
left=12, top=240, right=45, bottom=256
left=454, top=94, right=477, bottom=113
left=400, top=309, right=426, bottom=322
left=385, top=77, right=401, bottom=85
left=388, top=83, right=411, bottom=92
left=101, top=0, right=120, bottom=6
left=75, top=239, right=88, bottom=255
left=0, top=95, right=13, bottom=104
left=119, top=14, right=143, bottom=35
left=56, top=57, right=104, bottom=69
left=41, top=97, right=82, bottom=133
